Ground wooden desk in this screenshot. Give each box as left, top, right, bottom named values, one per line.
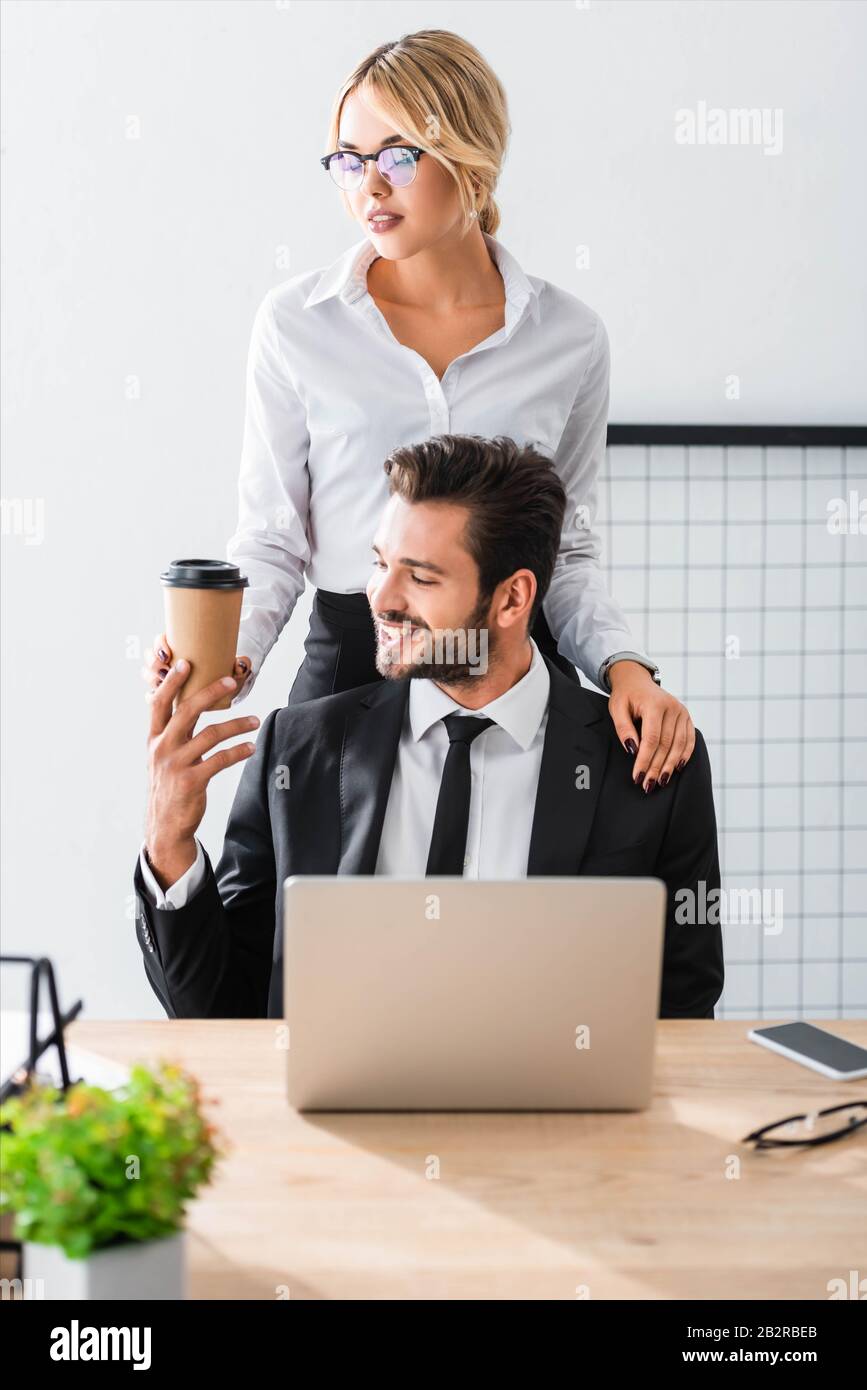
left=54, top=1020, right=867, bottom=1299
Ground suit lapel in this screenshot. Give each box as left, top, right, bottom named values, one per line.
left=337, top=678, right=410, bottom=874
left=527, top=660, right=610, bottom=874
left=335, top=659, right=609, bottom=876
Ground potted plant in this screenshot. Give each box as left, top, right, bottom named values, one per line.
left=0, top=1059, right=224, bottom=1300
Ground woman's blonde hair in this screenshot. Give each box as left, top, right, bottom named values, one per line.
left=325, top=29, right=510, bottom=237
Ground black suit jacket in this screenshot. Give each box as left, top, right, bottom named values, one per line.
left=133, top=658, right=724, bottom=1020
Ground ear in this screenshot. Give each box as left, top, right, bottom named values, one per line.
left=497, top=570, right=537, bottom=630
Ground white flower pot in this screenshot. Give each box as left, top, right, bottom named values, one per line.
left=22, top=1231, right=186, bottom=1300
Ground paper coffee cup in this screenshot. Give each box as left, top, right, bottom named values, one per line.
left=160, top=559, right=249, bottom=711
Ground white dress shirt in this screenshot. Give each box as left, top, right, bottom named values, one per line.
left=139, top=639, right=551, bottom=909
left=373, top=638, right=550, bottom=877
left=224, top=230, right=649, bottom=702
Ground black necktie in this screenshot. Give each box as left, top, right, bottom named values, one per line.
left=425, top=713, right=496, bottom=876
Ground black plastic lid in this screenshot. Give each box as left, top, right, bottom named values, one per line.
left=159, top=558, right=249, bottom=590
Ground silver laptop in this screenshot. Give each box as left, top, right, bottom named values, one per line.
left=283, top=876, right=667, bottom=1112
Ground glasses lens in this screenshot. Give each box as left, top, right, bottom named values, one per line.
left=328, top=152, right=362, bottom=189
left=765, top=1104, right=866, bottom=1143
left=377, top=146, right=418, bottom=186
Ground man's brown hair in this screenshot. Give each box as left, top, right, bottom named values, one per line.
left=383, top=434, right=567, bottom=626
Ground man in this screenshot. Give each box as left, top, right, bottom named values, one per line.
left=135, top=436, right=724, bottom=1020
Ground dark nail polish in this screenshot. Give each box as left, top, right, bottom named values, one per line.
left=676, top=760, right=685, bottom=772
left=644, top=779, right=656, bottom=794
left=659, top=772, right=670, bottom=787
left=158, top=666, right=169, bottom=677
left=625, top=739, right=638, bottom=756
left=237, top=660, right=248, bottom=672
left=158, top=648, right=168, bottom=661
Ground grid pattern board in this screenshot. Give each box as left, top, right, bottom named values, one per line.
left=596, top=444, right=867, bottom=1019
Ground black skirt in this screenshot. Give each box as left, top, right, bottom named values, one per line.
left=287, top=589, right=582, bottom=705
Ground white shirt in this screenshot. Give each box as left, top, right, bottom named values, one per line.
left=225, top=230, right=647, bottom=703
left=138, top=639, right=550, bottom=909
left=374, top=638, right=550, bottom=877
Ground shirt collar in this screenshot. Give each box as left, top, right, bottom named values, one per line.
left=302, top=231, right=542, bottom=326
left=408, top=637, right=550, bottom=751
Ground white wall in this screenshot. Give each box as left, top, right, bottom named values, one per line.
left=2, top=0, right=865, bottom=1018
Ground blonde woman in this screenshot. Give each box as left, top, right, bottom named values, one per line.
left=147, top=29, right=695, bottom=790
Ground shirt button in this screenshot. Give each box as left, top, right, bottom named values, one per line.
left=463, top=855, right=470, bottom=869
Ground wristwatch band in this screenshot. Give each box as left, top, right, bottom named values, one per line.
left=599, top=651, right=662, bottom=692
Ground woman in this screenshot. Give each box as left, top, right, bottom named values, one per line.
left=146, top=29, right=695, bottom=790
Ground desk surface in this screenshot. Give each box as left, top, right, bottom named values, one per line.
left=64, top=1018, right=867, bottom=1301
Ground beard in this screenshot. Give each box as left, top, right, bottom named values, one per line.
left=373, top=590, right=495, bottom=688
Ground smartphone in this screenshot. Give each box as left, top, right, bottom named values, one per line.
left=748, top=1022, right=867, bottom=1081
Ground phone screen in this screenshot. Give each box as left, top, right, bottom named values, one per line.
left=754, top=1022, right=867, bottom=1074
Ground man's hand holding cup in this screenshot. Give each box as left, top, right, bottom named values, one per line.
left=144, top=660, right=260, bottom=893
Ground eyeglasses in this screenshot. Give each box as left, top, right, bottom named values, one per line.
left=742, top=1100, right=867, bottom=1150
left=320, top=145, right=425, bottom=191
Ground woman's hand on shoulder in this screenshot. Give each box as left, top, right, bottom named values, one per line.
left=605, top=660, right=695, bottom=792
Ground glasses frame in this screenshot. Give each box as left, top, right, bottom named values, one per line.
left=320, top=145, right=426, bottom=190
left=742, top=1099, right=867, bottom=1149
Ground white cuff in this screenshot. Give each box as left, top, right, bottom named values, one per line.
left=230, top=647, right=264, bottom=705
left=230, top=669, right=256, bottom=705
left=139, top=839, right=207, bottom=910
